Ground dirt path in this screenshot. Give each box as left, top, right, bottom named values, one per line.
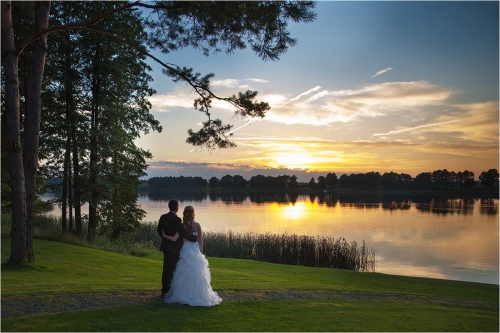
left=2, top=290, right=497, bottom=319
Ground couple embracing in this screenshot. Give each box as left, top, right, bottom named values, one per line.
left=157, top=199, right=222, bottom=307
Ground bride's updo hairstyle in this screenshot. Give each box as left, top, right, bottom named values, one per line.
left=182, top=206, right=195, bottom=232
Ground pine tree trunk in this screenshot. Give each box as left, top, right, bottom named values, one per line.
left=2, top=1, right=27, bottom=264
left=64, top=29, right=81, bottom=236
left=68, top=158, right=73, bottom=233
left=88, top=43, right=101, bottom=242
left=23, top=1, right=51, bottom=262
left=62, top=141, right=69, bottom=233
left=71, top=121, right=81, bottom=235
left=63, top=37, right=72, bottom=234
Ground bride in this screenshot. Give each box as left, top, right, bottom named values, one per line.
left=161, top=205, right=222, bottom=307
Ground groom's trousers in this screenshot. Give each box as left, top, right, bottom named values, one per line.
left=162, top=250, right=180, bottom=295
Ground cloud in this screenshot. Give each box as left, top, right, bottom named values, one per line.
left=212, top=79, right=240, bottom=87
left=212, top=77, right=269, bottom=87
left=442, top=101, right=499, bottom=143
left=259, top=93, right=288, bottom=106
left=145, top=161, right=334, bottom=182
left=147, top=77, right=272, bottom=112
left=373, top=101, right=499, bottom=145
left=246, top=78, right=269, bottom=83
left=232, top=135, right=498, bottom=173
left=266, top=81, right=455, bottom=126
left=372, top=67, right=393, bottom=78
left=148, top=93, right=194, bottom=111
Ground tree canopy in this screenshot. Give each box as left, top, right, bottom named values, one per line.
left=1, top=0, right=316, bottom=263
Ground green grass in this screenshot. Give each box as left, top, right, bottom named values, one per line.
left=2, top=238, right=498, bottom=332
left=3, top=301, right=497, bottom=332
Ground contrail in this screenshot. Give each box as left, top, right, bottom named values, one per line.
left=373, top=120, right=460, bottom=136
left=228, top=118, right=261, bottom=134
left=289, top=85, right=322, bottom=102
left=372, top=67, right=393, bottom=78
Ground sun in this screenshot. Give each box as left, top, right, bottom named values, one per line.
left=271, top=152, right=315, bottom=170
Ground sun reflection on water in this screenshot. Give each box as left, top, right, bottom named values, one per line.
left=281, top=202, right=307, bottom=220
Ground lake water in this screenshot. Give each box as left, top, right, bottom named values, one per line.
left=41, top=190, right=499, bottom=285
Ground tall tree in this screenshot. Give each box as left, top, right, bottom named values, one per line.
left=289, top=175, right=299, bottom=189
left=479, top=169, right=499, bottom=189
left=2, top=1, right=50, bottom=262
left=325, top=172, right=337, bottom=189
left=220, top=174, right=234, bottom=189
left=208, top=177, right=220, bottom=189
left=1, top=0, right=316, bottom=263
left=317, top=176, right=326, bottom=189
left=308, top=177, right=317, bottom=189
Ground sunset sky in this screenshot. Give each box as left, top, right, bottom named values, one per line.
left=136, top=1, right=499, bottom=182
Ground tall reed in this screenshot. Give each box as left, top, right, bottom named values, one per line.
left=203, top=231, right=376, bottom=272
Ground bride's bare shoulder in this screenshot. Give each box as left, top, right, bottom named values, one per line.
left=192, top=221, right=202, bottom=231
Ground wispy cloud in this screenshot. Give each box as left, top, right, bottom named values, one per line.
left=372, top=67, right=393, bottom=78
left=232, top=135, right=498, bottom=172
left=246, top=78, right=269, bottom=83
left=373, top=101, right=499, bottom=145
left=212, top=77, right=269, bottom=87
left=266, top=81, right=455, bottom=126
left=373, top=120, right=461, bottom=136
left=212, top=79, right=240, bottom=87
left=148, top=78, right=270, bottom=112
left=148, top=93, right=193, bottom=111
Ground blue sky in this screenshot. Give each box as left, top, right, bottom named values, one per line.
left=136, top=1, right=499, bottom=181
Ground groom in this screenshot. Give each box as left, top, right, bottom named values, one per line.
left=157, top=199, right=198, bottom=296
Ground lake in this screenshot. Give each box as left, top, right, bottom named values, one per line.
left=41, top=190, right=499, bottom=285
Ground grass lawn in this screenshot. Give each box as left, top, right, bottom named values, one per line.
left=1, top=238, right=498, bottom=332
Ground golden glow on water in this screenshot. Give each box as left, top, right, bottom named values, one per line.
left=280, top=202, right=307, bottom=220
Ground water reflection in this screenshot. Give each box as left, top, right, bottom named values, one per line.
left=382, top=200, right=411, bottom=211
left=138, top=189, right=499, bottom=216
left=143, top=189, right=207, bottom=202
left=249, top=192, right=299, bottom=204
left=480, top=198, right=498, bottom=215
left=415, top=198, right=476, bottom=215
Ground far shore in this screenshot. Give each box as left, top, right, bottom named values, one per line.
left=136, top=182, right=498, bottom=198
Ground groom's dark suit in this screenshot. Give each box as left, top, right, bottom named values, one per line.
left=157, top=211, right=197, bottom=295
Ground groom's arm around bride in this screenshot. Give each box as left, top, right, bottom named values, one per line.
left=157, top=209, right=197, bottom=254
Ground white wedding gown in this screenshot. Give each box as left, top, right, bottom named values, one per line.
left=164, top=232, right=222, bottom=307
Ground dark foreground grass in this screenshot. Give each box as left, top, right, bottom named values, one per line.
left=2, top=300, right=497, bottom=332
left=1, top=238, right=498, bottom=332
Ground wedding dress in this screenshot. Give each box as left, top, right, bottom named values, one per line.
left=164, top=232, right=222, bottom=306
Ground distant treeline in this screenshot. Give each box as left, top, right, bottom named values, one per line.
left=147, top=176, right=208, bottom=189
left=146, top=168, right=499, bottom=191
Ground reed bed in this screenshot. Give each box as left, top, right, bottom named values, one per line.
left=2, top=214, right=376, bottom=272
left=203, top=231, right=376, bottom=272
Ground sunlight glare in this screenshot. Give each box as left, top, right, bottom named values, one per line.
left=282, top=202, right=307, bottom=220
left=272, top=152, right=314, bottom=169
